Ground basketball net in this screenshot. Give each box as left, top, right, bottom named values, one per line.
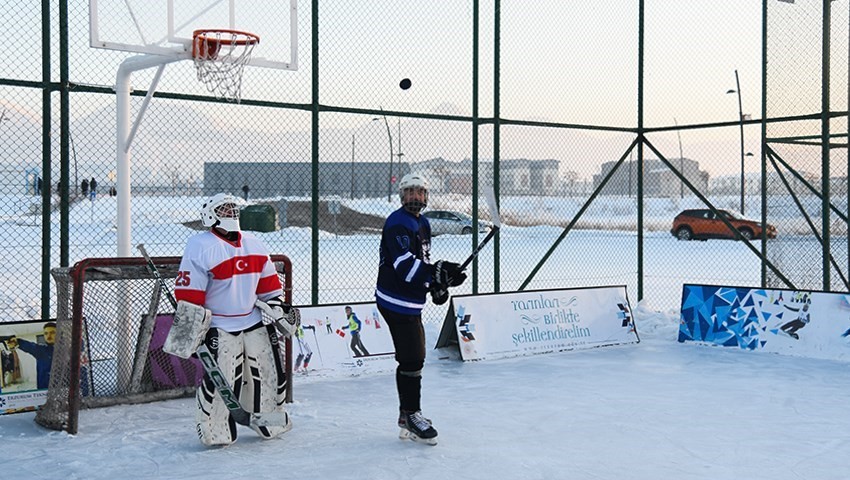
left=192, top=29, right=260, bottom=103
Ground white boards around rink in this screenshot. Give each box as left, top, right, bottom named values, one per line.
left=435, top=285, right=640, bottom=361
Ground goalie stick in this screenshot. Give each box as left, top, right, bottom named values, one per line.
left=457, top=185, right=502, bottom=271
left=136, top=243, right=287, bottom=429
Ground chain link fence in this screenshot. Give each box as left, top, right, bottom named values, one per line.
left=0, top=0, right=847, bottom=326
left=765, top=0, right=850, bottom=292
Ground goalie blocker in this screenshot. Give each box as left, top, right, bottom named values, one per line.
left=163, top=300, right=213, bottom=359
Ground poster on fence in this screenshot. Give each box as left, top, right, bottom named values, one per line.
left=679, top=284, right=850, bottom=361
left=144, top=314, right=205, bottom=389
left=293, top=302, right=397, bottom=376
left=0, top=320, right=54, bottom=415
left=435, top=286, right=639, bottom=361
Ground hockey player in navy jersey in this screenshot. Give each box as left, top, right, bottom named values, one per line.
left=375, top=173, right=467, bottom=445
left=174, top=193, right=298, bottom=447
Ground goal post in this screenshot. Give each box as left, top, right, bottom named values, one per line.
left=36, top=255, right=293, bottom=434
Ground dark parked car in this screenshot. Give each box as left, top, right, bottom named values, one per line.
left=423, top=210, right=490, bottom=235
left=671, top=209, right=777, bottom=241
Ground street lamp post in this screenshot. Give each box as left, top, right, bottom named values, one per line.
left=674, top=117, right=684, bottom=199
left=727, top=69, right=747, bottom=215
left=372, top=107, right=393, bottom=202
left=396, top=118, right=404, bottom=172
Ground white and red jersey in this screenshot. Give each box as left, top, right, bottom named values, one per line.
left=174, top=230, right=283, bottom=333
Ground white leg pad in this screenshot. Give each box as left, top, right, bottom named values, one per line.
left=241, top=327, right=291, bottom=439
left=196, top=329, right=242, bottom=447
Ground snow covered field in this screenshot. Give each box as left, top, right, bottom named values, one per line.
left=1, top=308, right=848, bottom=480
left=1, top=194, right=848, bottom=479
left=3, top=191, right=834, bottom=321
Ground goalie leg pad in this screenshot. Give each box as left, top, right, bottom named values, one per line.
left=241, top=326, right=291, bottom=439
left=196, top=329, right=242, bottom=447
left=164, top=300, right=212, bottom=359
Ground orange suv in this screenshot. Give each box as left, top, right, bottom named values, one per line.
left=671, top=209, right=777, bottom=241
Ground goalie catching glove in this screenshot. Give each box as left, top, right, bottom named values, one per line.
left=432, top=260, right=467, bottom=288
left=255, top=296, right=301, bottom=337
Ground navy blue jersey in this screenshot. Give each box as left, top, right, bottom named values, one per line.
left=375, top=207, right=434, bottom=315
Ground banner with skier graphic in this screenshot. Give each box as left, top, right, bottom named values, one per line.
left=679, top=284, right=850, bottom=361
left=292, top=301, right=397, bottom=376
left=435, top=286, right=639, bottom=361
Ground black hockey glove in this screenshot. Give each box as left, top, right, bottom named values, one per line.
left=433, top=260, right=467, bottom=288
left=430, top=285, right=450, bottom=305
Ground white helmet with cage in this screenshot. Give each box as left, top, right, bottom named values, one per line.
left=398, top=173, right=429, bottom=214
left=200, top=193, right=246, bottom=232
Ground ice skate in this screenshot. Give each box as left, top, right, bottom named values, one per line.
left=398, top=410, right=438, bottom=446
left=398, top=410, right=431, bottom=428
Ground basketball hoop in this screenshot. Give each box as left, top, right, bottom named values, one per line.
left=192, top=29, right=260, bottom=103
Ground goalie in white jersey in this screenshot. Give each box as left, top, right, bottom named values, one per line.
left=174, top=193, right=294, bottom=447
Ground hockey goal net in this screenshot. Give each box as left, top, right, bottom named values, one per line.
left=36, top=255, right=293, bottom=434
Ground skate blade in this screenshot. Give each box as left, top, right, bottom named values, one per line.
left=251, top=412, right=290, bottom=428
left=398, top=428, right=438, bottom=446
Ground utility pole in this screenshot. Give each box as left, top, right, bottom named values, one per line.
left=674, top=118, right=684, bottom=199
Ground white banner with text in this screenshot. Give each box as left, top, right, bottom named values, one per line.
left=435, top=286, right=639, bottom=361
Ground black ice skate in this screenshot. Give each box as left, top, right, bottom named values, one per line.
left=398, top=410, right=438, bottom=446
left=398, top=410, right=431, bottom=428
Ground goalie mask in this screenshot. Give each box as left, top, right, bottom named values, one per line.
left=201, top=193, right=246, bottom=233
left=398, top=173, right=429, bottom=214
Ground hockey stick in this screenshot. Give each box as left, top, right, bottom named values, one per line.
left=457, top=185, right=502, bottom=271
left=136, top=243, right=287, bottom=428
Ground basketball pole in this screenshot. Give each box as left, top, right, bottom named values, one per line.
left=114, top=54, right=185, bottom=392
left=116, top=54, right=186, bottom=257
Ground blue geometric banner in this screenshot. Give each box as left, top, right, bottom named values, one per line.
left=679, top=284, right=850, bottom=361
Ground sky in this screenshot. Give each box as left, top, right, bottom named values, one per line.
left=80, top=0, right=770, bottom=126
left=1, top=304, right=849, bottom=480
left=2, top=0, right=846, bottom=191
left=2, top=2, right=772, bottom=131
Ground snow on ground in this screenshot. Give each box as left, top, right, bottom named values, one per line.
left=5, top=192, right=844, bottom=321
left=1, top=308, right=848, bottom=480
left=1, top=192, right=848, bottom=479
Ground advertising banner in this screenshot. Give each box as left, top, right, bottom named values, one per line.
left=294, top=302, right=397, bottom=376
left=145, top=314, right=204, bottom=389
left=679, top=284, right=850, bottom=361
left=0, top=320, right=55, bottom=415
left=435, top=286, right=639, bottom=361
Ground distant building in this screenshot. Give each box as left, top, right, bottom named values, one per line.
left=206, top=158, right=562, bottom=199
left=592, top=158, right=709, bottom=197
left=415, top=157, right=561, bottom=196
left=709, top=170, right=820, bottom=196
left=203, top=161, right=409, bottom=199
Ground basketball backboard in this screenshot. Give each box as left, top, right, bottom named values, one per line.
left=89, top=0, right=297, bottom=70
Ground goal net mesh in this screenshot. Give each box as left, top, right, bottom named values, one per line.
left=36, top=255, right=293, bottom=434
